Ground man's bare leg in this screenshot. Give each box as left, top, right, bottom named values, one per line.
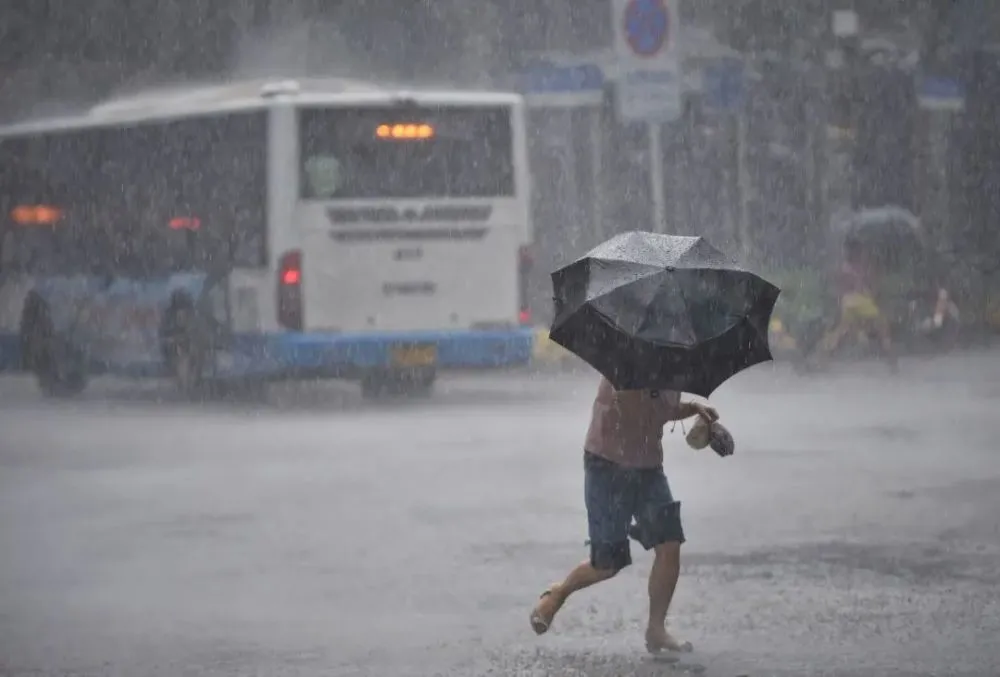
left=816, top=319, right=850, bottom=357
left=807, top=317, right=849, bottom=369
left=530, top=560, right=617, bottom=634
left=645, top=541, right=693, bottom=653
left=874, top=318, right=898, bottom=370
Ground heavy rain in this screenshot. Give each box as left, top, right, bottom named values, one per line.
left=0, top=2, right=998, bottom=676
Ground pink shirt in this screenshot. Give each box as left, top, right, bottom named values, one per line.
left=837, top=261, right=872, bottom=296
left=583, top=378, right=682, bottom=469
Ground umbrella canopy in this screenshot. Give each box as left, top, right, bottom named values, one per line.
left=837, top=206, right=924, bottom=268
left=549, top=231, right=780, bottom=397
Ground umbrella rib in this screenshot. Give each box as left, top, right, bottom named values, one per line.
left=586, top=263, right=667, bottom=299
left=587, top=301, right=624, bottom=334
left=673, top=278, right=696, bottom=346
left=634, top=280, right=696, bottom=350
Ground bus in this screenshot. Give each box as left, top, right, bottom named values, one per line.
left=0, top=78, right=535, bottom=398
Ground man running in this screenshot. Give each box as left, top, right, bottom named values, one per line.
left=529, top=378, right=718, bottom=654
left=813, top=238, right=896, bottom=368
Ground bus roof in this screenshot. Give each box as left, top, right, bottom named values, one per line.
left=0, top=78, right=524, bottom=138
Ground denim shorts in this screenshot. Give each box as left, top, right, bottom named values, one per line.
left=584, top=451, right=685, bottom=572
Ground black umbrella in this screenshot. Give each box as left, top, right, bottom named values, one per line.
left=549, top=231, right=780, bottom=397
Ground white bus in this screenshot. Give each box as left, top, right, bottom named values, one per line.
left=0, top=78, right=535, bottom=398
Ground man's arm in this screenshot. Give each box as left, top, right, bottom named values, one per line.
left=667, top=399, right=719, bottom=423
left=606, top=382, right=719, bottom=423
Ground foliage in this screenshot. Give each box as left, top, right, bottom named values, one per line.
left=764, top=267, right=829, bottom=329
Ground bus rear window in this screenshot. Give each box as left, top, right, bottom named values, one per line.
left=299, top=105, right=515, bottom=200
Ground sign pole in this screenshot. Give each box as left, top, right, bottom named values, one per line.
left=612, top=0, right=681, bottom=234
left=736, top=113, right=750, bottom=258
left=589, top=111, right=605, bottom=239
left=649, top=122, right=666, bottom=233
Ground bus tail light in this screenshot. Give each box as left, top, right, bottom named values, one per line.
left=518, top=245, right=533, bottom=326
left=278, top=250, right=303, bottom=331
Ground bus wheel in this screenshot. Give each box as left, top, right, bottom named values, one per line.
left=37, top=358, right=88, bottom=398
left=401, top=368, right=436, bottom=398
left=21, top=306, right=88, bottom=398
left=360, top=368, right=436, bottom=400
left=215, top=378, right=269, bottom=402
left=163, top=303, right=206, bottom=397
left=359, top=373, right=387, bottom=400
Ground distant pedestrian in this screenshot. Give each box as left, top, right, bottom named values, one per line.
left=529, top=377, right=718, bottom=654
left=814, top=238, right=896, bottom=369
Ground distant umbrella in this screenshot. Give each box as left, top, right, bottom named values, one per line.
left=838, top=206, right=924, bottom=268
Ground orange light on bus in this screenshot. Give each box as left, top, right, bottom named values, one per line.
left=376, top=123, right=434, bottom=140
left=168, top=216, right=201, bottom=231
left=10, top=204, right=64, bottom=226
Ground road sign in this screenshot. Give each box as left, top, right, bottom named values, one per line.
left=623, top=0, right=670, bottom=57
left=832, top=9, right=859, bottom=38
left=917, top=76, right=965, bottom=112
left=516, top=60, right=605, bottom=107
left=702, top=57, right=745, bottom=112
left=611, top=0, right=682, bottom=122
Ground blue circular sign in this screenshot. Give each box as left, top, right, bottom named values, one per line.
left=623, top=0, right=670, bottom=58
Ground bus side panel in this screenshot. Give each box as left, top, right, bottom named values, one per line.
left=0, top=272, right=213, bottom=377
left=27, top=273, right=213, bottom=377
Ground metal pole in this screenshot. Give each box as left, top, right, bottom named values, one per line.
left=562, top=110, right=582, bottom=246
left=720, top=124, right=734, bottom=244
left=736, top=113, right=751, bottom=260
left=670, top=124, right=685, bottom=235
left=649, top=121, right=666, bottom=233
left=589, top=110, right=605, bottom=240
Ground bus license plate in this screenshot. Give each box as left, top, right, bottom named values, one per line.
left=391, top=344, right=437, bottom=368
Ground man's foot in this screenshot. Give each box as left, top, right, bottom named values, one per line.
left=529, top=585, right=565, bottom=635
left=645, top=626, right=693, bottom=654
left=801, top=353, right=828, bottom=373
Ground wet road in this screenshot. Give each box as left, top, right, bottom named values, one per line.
left=1, top=353, right=999, bottom=677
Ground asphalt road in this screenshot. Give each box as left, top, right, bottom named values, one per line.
left=1, top=353, right=999, bottom=677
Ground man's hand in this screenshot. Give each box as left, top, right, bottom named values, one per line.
left=690, top=401, right=719, bottom=423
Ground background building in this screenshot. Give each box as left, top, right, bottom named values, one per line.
left=2, top=0, right=999, bottom=321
